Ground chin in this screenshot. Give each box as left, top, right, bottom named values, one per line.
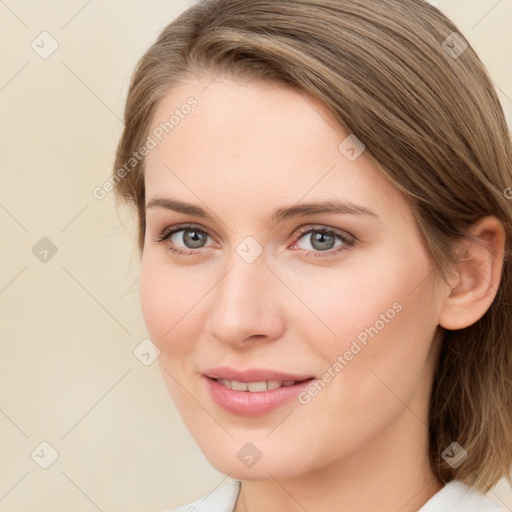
left=197, top=439, right=315, bottom=481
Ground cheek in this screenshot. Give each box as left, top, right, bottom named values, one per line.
left=282, top=253, right=427, bottom=349
left=291, top=245, right=438, bottom=390
left=139, top=256, right=201, bottom=408
left=288, top=264, right=439, bottom=461
left=139, top=254, right=191, bottom=349
left=311, top=255, right=438, bottom=411
left=139, top=259, right=169, bottom=341
left=139, top=253, right=216, bottom=368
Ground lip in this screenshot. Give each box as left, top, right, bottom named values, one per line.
left=202, top=366, right=314, bottom=382
left=202, top=367, right=316, bottom=417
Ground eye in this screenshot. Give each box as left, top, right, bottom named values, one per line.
left=155, top=223, right=215, bottom=256
left=290, top=225, right=354, bottom=258
left=155, top=223, right=355, bottom=259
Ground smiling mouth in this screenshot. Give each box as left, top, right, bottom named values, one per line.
left=211, top=377, right=314, bottom=392
left=205, top=375, right=317, bottom=416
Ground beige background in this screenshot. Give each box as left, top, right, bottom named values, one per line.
left=0, top=1, right=511, bottom=511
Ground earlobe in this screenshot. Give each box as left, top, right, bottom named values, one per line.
left=439, top=216, right=506, bottom=330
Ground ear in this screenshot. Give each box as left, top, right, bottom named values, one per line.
left=439, top=216, right=506, bottom=330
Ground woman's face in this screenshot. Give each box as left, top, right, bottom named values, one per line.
left=140, top=75, right=448, bottom=480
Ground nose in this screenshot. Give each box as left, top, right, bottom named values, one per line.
left=203, top=251, right=286, bottom=348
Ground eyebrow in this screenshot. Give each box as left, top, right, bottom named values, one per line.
left=145, top=196, right=380, bottom=224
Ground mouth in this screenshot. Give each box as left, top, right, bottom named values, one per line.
left=202, top=369, right=316, bottom=416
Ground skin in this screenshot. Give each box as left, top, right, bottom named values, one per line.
left=140, top=74, right=505, bottom=511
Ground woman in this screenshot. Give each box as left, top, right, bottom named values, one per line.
left=112, top=0, right=512, bottom=510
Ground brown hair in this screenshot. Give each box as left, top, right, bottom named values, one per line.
left=112, top=0, right=512, bottom=492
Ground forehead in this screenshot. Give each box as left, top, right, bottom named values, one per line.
left=148, top=74, right=342, bottom=154
left=143, top=75, right=409, bottom=224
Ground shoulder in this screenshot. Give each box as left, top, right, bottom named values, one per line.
left=161, top=480, right=241, bottom=512
left=418, top=480, right=507, bottom=512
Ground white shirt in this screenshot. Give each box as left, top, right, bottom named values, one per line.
left=164, top=479, right=507, bottom=512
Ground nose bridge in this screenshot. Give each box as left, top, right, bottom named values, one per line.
left=204, top=248, right=283, bottom=344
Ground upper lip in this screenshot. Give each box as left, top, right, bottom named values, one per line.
left=203, top=366, right=315, bottom=382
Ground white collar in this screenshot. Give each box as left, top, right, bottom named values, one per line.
left=167, top=478, right=506, bottom=512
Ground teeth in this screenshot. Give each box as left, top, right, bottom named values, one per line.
left=247, top=381, right=267, bottom=392
left=231, top=380, right=248, bottom=391
left=216, top=379, right=298, bottom=392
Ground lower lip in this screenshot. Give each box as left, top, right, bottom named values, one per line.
left=204, top=377, right=315, bottom=416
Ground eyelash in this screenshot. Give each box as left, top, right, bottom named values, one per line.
left=154, top=222, right=355, bottom=259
